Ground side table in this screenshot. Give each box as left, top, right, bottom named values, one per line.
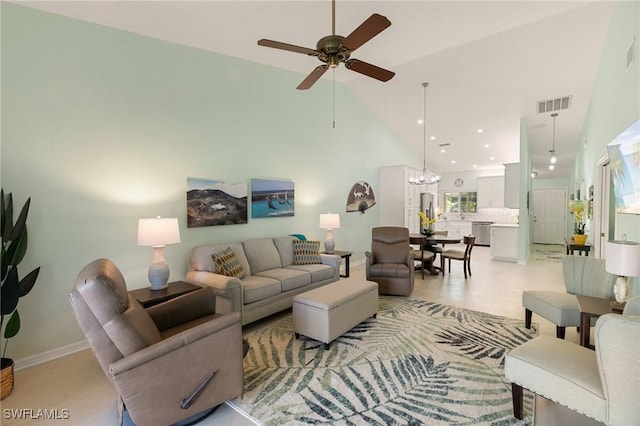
left=576, top=295, right=619, bottom=349
left=565, top=237, right=591, bottom=256
left=129, top=280, right=201, bottom=308
left=323, top=250, right=352, bottom=278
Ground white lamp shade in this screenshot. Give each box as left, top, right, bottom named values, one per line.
left=605, top=240, right=640, bottom=277
left=137, top=217, right=181, bottom=247
left=319, top=213, right=340, bottom=230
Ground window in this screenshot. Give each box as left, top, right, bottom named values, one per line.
left=443, top=192, right=477, bottom=213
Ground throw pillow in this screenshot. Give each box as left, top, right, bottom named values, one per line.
left=212, top=247, right=246, bottom=279
left=292, top=240, right=322, bottom=265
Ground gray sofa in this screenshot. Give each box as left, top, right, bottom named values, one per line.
left=186, top=236, right=341, bottom=325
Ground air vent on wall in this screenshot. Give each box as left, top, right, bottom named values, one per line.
left=537, top=96, right=571, bottom=114
left=627, top=37, right=635, bottom=71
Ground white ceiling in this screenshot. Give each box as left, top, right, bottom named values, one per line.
left=18, top=0, right=615, bottom=178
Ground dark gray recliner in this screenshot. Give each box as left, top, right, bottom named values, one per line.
left=365, top=227, right=415, bottom=296
left=69, top=258, right=243, bottom=426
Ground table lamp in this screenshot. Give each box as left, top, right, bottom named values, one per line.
left=605, top=239, right=640, bottom=304
left=137, top=217, right=181, bottom=290
left=319, top=213, right=340, bottom=254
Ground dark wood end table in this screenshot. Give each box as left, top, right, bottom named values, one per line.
left=323, top=250, right=352, bottom=278
left=576, top=295, right=615, bottom=349
left=129, top=280, right=201, bottom=308
left=565, top=237, right=591, bottom=256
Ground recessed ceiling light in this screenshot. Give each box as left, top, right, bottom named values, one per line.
left=430, top=136, right=436, bottom=140
left=477, top=129, right=483, bottom=133
left=484, top=144, right=490, bottom=148
left=440, top=149, right=446, bottom=153
left=417, top=119, right=423, bottom=124
left=490, top=156, right=495, bottom=160
left=549, top=164, right=555, bottom=171
left=451, top=160, right=456, bottom=164
left=473, top=164, right=478, bottom=168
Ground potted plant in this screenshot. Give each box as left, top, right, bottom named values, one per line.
left=569, top=200, right=587, bottom=245
left=418, top=210, right=436, bottom=236
left=1, top=190, right=40, bottom=400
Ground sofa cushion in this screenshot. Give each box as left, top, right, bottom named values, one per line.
left=243, top=238, right=282, bottom=274
left=288, top=264, right=335, bottom=282
left=191, top=243, right=250, bottom=275
left=257, top=268, right=311, bottom=292
left=212, top=247, right=246, bottom=279
left=241, top=275, right=282, bottom=304
left=291, top=240, right=322, bottom=265
left=274, top=236, right=295, bottom=267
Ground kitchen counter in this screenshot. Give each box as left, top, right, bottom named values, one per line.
left=490, top=223, right=519, bottom=228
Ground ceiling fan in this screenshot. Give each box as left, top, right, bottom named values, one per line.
left=257, top=0, right=395, bottom=90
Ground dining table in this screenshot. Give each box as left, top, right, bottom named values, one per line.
left=409, top=234, right=462, bottom=276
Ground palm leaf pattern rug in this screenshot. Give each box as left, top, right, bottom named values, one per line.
left=230, top=297, right=536, bottom=425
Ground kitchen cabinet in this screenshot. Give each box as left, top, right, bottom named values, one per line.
left=490, top=224, right=518, bottom=262
left=434, top=221, right=446, bottom=232
left=446, top=221, right=472, bottom=239
left=477, top=176, right=504, bottom=208
left=379, top=165, right=438, bottom=234
left=504, top=163, right=520, bottom=209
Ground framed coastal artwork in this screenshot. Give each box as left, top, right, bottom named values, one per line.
left=251, top=178, right=295, bottom=218
left=607, top=118, right=640, bottom=214
left=186, top=177, right=248, bottom=227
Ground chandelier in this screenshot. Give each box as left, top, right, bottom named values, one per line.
left=548, top=112, right=558, bottom=171
left=409, top=82, right=441, bottom=185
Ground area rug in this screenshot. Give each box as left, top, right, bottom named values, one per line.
left=229, top=297, right=537, bottom=425
left=529, top=244, right=565, bottom=263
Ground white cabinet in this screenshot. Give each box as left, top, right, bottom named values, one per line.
left=477, top=176, right=504, bottom=208
left=446, top=221, right=472, bottom=239
left=504, top=163, right=520, bottom=209
left=379, top=165, right=438, bottom=234
left=490, top=224, right=518, bottom=262
left=434, top=221, right=446, bottom=232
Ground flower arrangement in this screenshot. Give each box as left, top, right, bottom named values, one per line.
left=418, top=211, right=436, bottom=235
left=569, top=200, right=586, bottom=235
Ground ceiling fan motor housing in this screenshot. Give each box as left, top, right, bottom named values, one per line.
left=317, top=35, right=350, bottom=67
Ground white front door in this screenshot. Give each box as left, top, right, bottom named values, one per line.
left=532, top=188, right=566, bottom=244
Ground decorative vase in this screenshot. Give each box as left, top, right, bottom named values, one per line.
left=573, top=234, right=588, bottom=245
left=1, top=358, right=14, bottom=400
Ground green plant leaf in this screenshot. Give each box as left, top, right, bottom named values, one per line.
left=8, top=197, right=30, bottom=242
left=18, top=267, right=40, bottom=297
left=1, top=244, right=8, bottom=282
left=3, top=310, right=20, bottom=339
left=1, top=191, right=14, bottom=241
left=1, top=267, right=19, bottom=315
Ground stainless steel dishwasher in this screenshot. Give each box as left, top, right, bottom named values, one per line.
left=472, top=221, right=493, bottom=246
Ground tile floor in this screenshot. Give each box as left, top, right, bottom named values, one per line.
left=2, top=245, right=603, bottom=425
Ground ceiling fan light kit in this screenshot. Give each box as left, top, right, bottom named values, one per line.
left=409, top=82, right=441, bottom=186
left=257, top=0, right=395, bottom=90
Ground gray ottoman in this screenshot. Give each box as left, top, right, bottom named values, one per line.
left=293, top=279, right=378, bottom=349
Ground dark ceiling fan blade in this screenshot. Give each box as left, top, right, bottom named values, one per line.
left=341, top=13, right=391, bottom=52
left=297, top=65, right=329, bottom=90
left=257, top=39, right=318, bottom=56
left=345, top=59, right=395, bottom=82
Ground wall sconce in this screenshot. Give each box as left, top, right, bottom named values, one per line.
left=319, top=213, right=340, bottom=254
left=137, top=217, right=181, bottom=290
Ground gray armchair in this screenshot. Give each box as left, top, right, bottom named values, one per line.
left=69, top=259, right=243, bottom=426
left=522, top=255, right=615, bottom=338
left=505, top=297, right=640, bottom=425
left=365, top=226, right=414, bottom=296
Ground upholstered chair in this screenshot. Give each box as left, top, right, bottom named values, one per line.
left=365, top=226, right=415, bottom=296
left=69, top=259, right=243, bottom=426
left=522, top=256, right=615, bottom=338
left=505, top=296, right=640, bottom=425
left=440, top=235, right=475, bottom=278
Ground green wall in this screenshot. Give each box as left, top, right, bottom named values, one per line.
left=1, top=4, right=417, bottom=361
left=573, top=1, right=640, bottom=294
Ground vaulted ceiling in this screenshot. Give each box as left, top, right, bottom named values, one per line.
left=19, top=1, right=615, bottom=178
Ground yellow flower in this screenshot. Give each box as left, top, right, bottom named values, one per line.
left=418, top=211, right=436, bottom=227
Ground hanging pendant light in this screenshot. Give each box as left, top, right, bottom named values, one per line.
left=409, top=82, right=441, bottom=185
left=549, top=113, right=558, bottom=167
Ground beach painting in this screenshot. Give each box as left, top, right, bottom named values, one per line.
left=251, top=178, right=295, bottom=218
left=186, top=177, right=248, bottom=227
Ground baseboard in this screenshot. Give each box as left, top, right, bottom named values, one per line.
left=14, top=340, right=90, bottom=371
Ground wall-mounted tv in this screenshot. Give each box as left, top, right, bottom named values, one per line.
left=607, top=118, right=640, bottom=214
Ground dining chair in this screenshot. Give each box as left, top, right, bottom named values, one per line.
left=440, top=235, right=475, bottom=278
